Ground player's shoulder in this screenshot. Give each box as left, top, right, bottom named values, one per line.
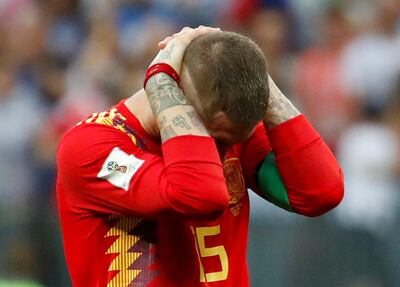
left=75, top=106, right=124, bottom=127
left=58, top=106, right=141, bottom=164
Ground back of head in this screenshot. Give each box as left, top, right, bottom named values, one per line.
left=182, top=31, right=269, bottom=127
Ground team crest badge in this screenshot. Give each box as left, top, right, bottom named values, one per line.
left=223, top=158, right=246, bottom=216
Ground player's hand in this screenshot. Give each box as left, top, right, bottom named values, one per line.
left=264, top=75, right=301, bottom=128
left=157, top=25, right=220, bottom=49
left=149, top=26, right=220, bottom=75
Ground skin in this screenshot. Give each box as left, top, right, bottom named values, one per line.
left=264, top=75, right=300, bottom=128
left=144, top=27, right=216, bottom=143
left=126, top=67, right=255, bottom=144
left=126, top=27, right=300, bottom=158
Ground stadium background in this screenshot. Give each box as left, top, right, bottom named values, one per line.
left=0, top=0, right=399, bottom=286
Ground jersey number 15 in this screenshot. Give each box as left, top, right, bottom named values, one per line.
left=192, top=225, right=229, bottom=283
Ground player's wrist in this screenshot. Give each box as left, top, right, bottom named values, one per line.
left=148, top=27, right=221, bottom=79
left=149, top=43, right=184, bottom=73
left=144, top=63, right=180, bottom=89
left=263, top=76, right=300, bottom=128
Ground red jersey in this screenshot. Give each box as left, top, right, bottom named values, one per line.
left=57, top=101, right=343, bottom=287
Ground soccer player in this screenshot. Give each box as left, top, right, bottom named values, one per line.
left=57, top=27, right=344, bottom=286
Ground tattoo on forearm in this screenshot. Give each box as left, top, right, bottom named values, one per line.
left=146, top=75, right=190, bottom=115
left=145, top=69, right=209, bottom=142
left=186, top=111, right=202, bottom=126
left=172, top=115, right=191, bottom=129
left=151, top=85, right=189, bottom=114
left=151, top=43, right=175, bottom=66
left=264, top=77, right=300, bottom=128
left=160, top=125, right=177, bottom=141
left=265, top=95, right=300, bottom=127
left=159, top=115, right=167, bottom=127
left=186, top=111, right=207, bottom=133
left=145, top=73, right=176, bottom=94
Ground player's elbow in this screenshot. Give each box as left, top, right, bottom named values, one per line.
left=163, top=156, right=230, bottom=216
left=166, top=179, right=230, bottom=216
left=299, top=183, right=344, bottom=217
left=190, top=185, right=230, bottom=215
left=291, top=170, right=344, bottom=217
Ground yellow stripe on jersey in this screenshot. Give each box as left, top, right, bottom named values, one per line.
left=105, top=217, right=143, bottom=287
left=76, top=108, right=137, bottom=145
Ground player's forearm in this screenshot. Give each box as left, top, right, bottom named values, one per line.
left=256, top=76, right=344, bottom=215
left=161, top=136, right=229, bottom=215
left=264, top=75, right=300, bottom=128
left=264, top=115, right=344, bottom=216
left=145, top=73, right=209, bottom=143
left=144, top=72, right=228, bottom=215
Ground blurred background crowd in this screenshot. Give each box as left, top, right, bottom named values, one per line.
left=0, top=0, right=399, bottom=286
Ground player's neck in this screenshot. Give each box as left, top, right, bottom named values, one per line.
left=125, top=89, right=160, bottom=139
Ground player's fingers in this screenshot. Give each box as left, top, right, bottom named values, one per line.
left=164, top=25, right=217, bottom=41
left=158, top=27, right=195, bottom=47
left=181, top=26, right=192, bottom=33
left=158, top=36, right=172, bottom=48
left=174, top=26, right=218, bottom=39
left=180, top=26, right=220, bottom=41
left=158, top=26, right=220, bottom=48
left=198, top=25, right=220, bottom=31
left=173, top=27, right=193, bottom=38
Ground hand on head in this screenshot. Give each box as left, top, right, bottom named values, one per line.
left=157, top=26, right=220, bottom=49
left=149, top=26, right=221, bottom=75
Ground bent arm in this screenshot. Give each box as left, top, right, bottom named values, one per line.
left=139, top=39, right=228, bottom=216
left=145, top=72, right=209, bottom=142
left=57, top=124, right=229, bottom=218
left=264, top=75, right=301, bottom=128
left=258, top=116, right=344, bottom=217
left=242, top=76, right=344, bottom=216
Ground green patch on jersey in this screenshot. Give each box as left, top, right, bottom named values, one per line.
left=257, top=152, right=293, bottom=212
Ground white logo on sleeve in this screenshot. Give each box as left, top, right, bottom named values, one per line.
left=97, top=147, right=145, bottom=191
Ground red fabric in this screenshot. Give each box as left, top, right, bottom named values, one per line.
left=58, top=128, right=228, bottom=217
left=267, top=115, right=344, bottom=216
left=57, top=101, right=249, bottom=287
left=144, top=63, right=180, bottom=88
left=239, top=122, right=271, bottom=191
left=57, top=100, right=343, bottom=287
